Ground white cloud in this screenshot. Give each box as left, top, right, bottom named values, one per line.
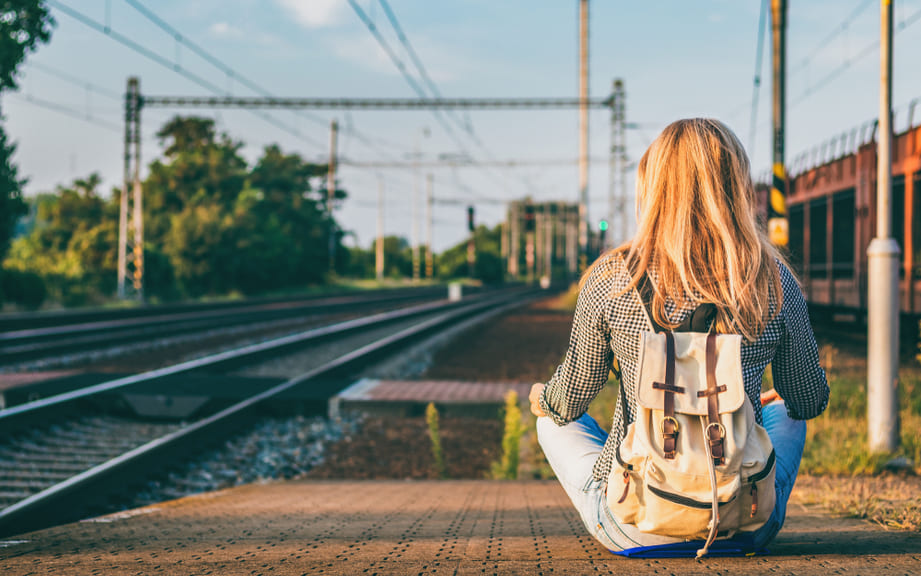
left=276, top=0, right=347, bottom=29
left=210, top=21, right=244, bottom=38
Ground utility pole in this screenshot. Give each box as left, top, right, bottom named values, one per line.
left=118, top=76, right=143, bottom=300
left=467, top=205, right=476, bottom=278
left=412, top=128, right=429, bottom=283
left=426, top=174, right=434, bottom=279
left=508, top=203, right=520, bottom=278
left=328, top=119, right=339, bottom=273
left=535, top=207, right=543, bottom=278
left=376, top=176, right=385, bottom=282
left=769, top=0, right=788, bottom=247
left=544, top=207, right=553, bottom=281
left=578, top=0, right=590, bottom=271
left=867, top=0, right=900, bottom=453
left=610, top=79, right=627, bottom=247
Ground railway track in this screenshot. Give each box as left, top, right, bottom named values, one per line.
left=0, top=286, right=543, bottom=537
left=0, top=286, right=450, bottom=368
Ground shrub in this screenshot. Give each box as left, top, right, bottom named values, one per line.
left=0, top=268, right=47, bottom=309
left=491, top=390, right=523, bottom=479
left=426, top=402, right=446, bottom=479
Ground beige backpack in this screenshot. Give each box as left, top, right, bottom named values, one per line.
left=607, top=329, right=776, bottom=557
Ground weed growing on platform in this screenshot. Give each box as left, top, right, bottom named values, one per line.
left=491, top=391, right=523, bottom=480
left=426, top=402, right=446, bottom=479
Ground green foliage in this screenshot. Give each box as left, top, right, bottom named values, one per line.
left=490, top=390, right=523, bottom=479
left=0, top=0, right=53, bottom=92
left=0, top=123, right=26, bottom=265
left=143, top=117, right=338, bottom=298
left=437, top=224, right=504, bottom=284
left=426, top=402, right=446, bottom=479
left=0, top=1, right=54, bottom=306
left=0, top=267, right=45, bottom=309
left=338, top=235, right=415, bottom=281
left=4, top=174, right=117, bottom=306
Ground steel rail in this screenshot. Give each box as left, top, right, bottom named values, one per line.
left=0, top=286, right=451, bottom=333
left=0, top=289, right=449, bottom=364
left=0, top=286, right=447, bottom=338
left=0, top=288, right=539, bottom=537
left=0, top=289, right=512, bottom=435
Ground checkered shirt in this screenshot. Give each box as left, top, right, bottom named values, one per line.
left=539, top=252, right=829, bottom=484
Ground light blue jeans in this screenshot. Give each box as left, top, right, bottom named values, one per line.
left=536, top=402, right=806, bottom=556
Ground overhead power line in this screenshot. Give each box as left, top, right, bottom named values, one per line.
left=789, top=0, right=875, bottom=79
left=47, top=0, right=324, bottom=149
left=123, top=0, right=431, bottom=170
left=122, top=0, right=327, bottom=128
left=790, top=4, right=921, bottom=108
left=29, top=61, right=122, bottom=101
left=340, top=156, right=612, bottom=168
left=8, top=92, right=122, bottom=132
left=748, top=0, right=768, bottom=155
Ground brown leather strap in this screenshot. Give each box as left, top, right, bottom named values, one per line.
left=662, top=332, right=678, bottom=459
left=696, top=385, right=726, bottom=397
left=653, top=382, right=685, bottom=394
left=705, top=333, right=724, bottom=465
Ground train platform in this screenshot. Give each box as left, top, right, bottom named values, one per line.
left=2, top=479, right=920, bottom=575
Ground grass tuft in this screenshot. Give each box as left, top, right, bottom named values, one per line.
left=490, top=391, right=524, bottom=479
left=425, top=402, right=446, bottom=479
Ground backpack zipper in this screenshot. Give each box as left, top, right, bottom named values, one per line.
left=647, top=484, right=737, bottom=509
left=745, top=450, right=775, bottom=517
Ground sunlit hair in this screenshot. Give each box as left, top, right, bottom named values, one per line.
left=586, top=118, right=786, bottom=342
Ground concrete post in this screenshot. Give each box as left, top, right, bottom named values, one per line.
left=867, top=0, right=900, bottom=453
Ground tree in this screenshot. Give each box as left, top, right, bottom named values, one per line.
left=1, top=1, right=54, bottom=306
left=144, top=118, right=341, bottom=297
left=437, top=224, right=504, bottom=284
left=0, top=0, right=53, bottom=92
left=5, top=174, right=118, bottom=305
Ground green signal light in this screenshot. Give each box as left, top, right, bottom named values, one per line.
left=599, top=220, right=608, bottom=231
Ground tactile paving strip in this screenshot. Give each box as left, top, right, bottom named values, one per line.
left=2, top=480, right=920, bottom=575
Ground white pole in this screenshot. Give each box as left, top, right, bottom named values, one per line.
left=376, top=176, right=384, bottom=282
left=578, top=0, right=590, bottom=271
left=426, top=174, right=434, bottom=279
left=867, top=0, right=900, bottom=453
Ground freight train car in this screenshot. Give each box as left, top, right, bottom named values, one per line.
left=784, top=121, right=921, bottom=321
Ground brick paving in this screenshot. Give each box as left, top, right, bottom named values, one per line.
left=2, top=480, right=919, bottom=575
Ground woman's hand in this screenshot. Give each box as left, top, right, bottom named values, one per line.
left=529, top=383, right=547, bottom=417
left=760, top=388, right=780, bottom=406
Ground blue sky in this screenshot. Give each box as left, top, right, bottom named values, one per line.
left=3, top=0, right=921, bottom=251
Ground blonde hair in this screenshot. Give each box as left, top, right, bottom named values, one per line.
left=588, top=118, right=785, bottom=342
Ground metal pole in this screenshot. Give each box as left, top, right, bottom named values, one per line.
left=117, top=78, right=132, bottom=299
left=328, top=119, right=339, bottom=273
left=376, top=176, right=384, bottom=282
left=131, top=78, right=143, bottom=300
left=426, top=173, right=434, bottom=279
left=769, top=0, right=789, bottom=246
left=412, top=128, right=428, bottom=282
left=545, top=209, right=553, bottom=281
left=578, top=0, right=589, bottom=271
left=867, top=0, right=900, bottom=453
left=509, top=202, right=519, bottom=277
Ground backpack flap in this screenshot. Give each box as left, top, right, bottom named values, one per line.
left=636, top=331, right=744, bottom=415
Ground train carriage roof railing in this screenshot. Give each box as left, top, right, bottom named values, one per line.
left=775, top=95, right=921, bottom=181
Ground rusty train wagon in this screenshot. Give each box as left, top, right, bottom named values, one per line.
left=785, top=123, right=921, bottom=321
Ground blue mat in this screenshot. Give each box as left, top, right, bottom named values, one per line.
left=611, top=537, right=768, bottom=558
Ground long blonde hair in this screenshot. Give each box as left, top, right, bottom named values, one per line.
left=591, top=118, right=785, bottom=342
